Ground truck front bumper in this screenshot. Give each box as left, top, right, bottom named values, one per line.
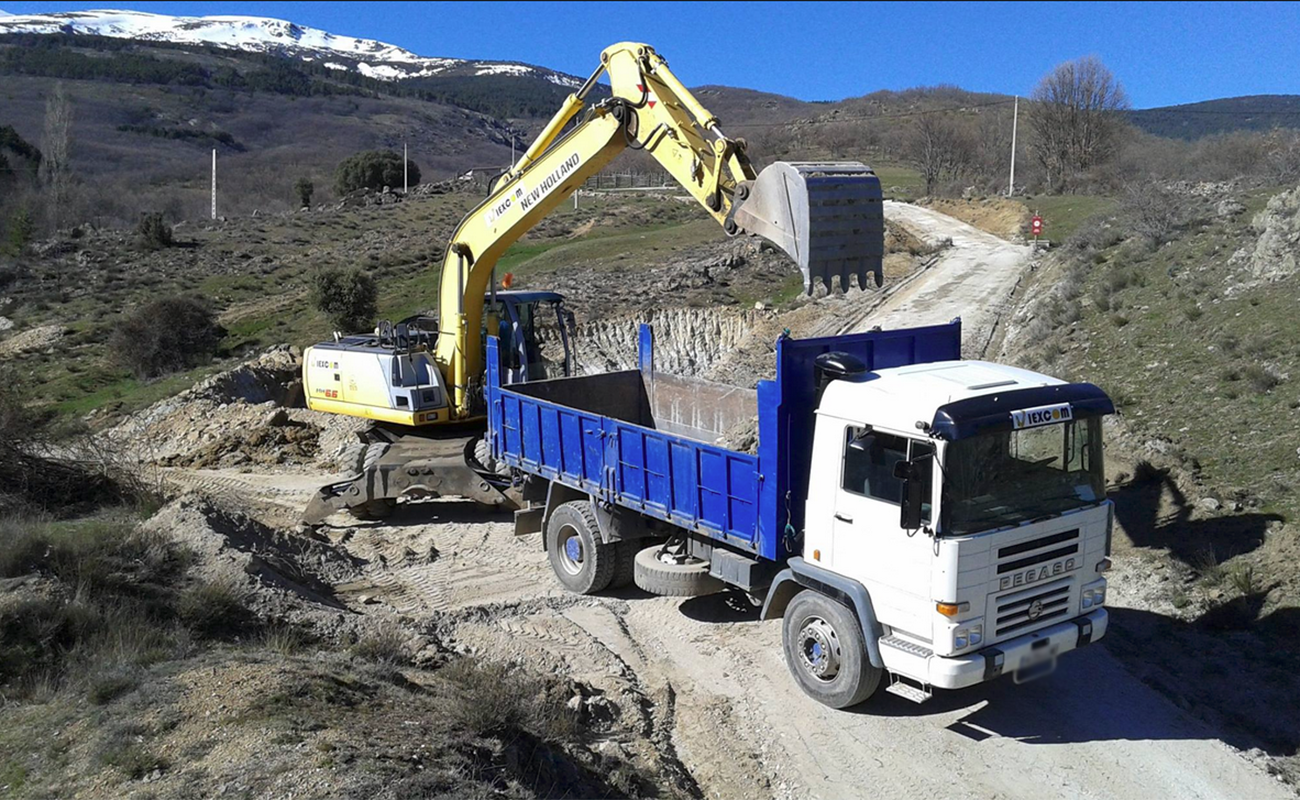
left=927, top=609, right=1108, bottom=690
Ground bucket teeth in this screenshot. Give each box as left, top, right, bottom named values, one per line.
left=729, top=161, right=884, bottom=294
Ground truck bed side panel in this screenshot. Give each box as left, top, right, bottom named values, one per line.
left=488, top=336, right=764, bottom=552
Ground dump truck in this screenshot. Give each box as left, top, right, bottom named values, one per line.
left=487, top=320, right=1115, bottom=707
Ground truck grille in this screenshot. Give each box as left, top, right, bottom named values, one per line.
left=997, top=528, right=1079, bottom=566
left=995, top=578, right=1072, bottom=637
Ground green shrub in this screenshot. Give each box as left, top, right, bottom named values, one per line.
left=440, top=659, right=579, bottom=741
left=0, top=518, right=189, bottom=693
left=1227, top=563, right=1260, bottom=596
left=96, top=722, right=168, bottom=779
left=333, top=150, right=420, bottom=195
left=4, top=206, right=34, bottom=256
left=110, top=295, right=222, bottom=379
left=295, top=176, right=314, bottom=207
left=349, top=625, right=408, bottom=665
left=177, top=575, right=252, bottom=639
left=1192, top=546, right=1222, bottom=579
left=1244, top=364, right=1281, bottom=393
left=311, top=267, right=377, bottom=332
left=136, top=212, right=173, bottom=250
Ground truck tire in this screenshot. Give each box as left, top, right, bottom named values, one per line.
left=546, top=501, right=615, bottom=595
left=782, top=590, right=881, bottom=709
left=633, top=544, right=724, bottom=597
left=610, top=540, right=640, bottom=589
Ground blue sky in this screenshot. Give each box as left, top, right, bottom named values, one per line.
left=3, top=1, right=1299, bottom=107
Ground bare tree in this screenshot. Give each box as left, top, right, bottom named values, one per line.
left=39, top=83, right=74, bottom=230
left=1029, top=57, right=1129, bottom=192
left=908, top=112, right=974, bottom=195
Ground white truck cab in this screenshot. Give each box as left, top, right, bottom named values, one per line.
left=801, top=359, right=1111, bottom=699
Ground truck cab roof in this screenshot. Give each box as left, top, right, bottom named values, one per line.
left=818, top=360, right=1075, bottom=436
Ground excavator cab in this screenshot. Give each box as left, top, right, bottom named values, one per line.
left=483, top=290, right=576, bottom=384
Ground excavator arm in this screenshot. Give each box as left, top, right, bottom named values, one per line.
left=434, top=42, right=884, bottom=419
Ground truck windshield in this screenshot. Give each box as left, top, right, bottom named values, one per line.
left=941, top=417, right=1104, bottom=536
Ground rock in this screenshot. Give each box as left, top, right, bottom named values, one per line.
left=264, top=408, right=290, bottom=427
left=1216, top=197, right=1246, bottom=218
left=1198, top=497, right=1222, bottom=512
left=1243, top=184, right=1300, bottom=281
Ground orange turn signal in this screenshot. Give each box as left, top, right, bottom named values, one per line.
left=812, top=549, right=821, bottom=561
left=936, top=601, right=970, bottom=617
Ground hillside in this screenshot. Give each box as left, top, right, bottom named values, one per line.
left=1129, top=95, right=1300, bottom=140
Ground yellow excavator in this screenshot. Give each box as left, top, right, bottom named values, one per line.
left=301, top=41, right=884, bottom=522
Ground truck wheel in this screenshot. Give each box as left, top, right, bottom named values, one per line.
left=633, top=544, right=724, bottom=597
left=610, top=540, right=640, bottom=589
left=546, top=501, right=614, bottom=594
left=782, top=590, right=881, bottom=709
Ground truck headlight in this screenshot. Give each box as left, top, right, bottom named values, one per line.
left=1082, top=583, right=1107, bottom=610
left=952, top=623, right=983, bottom=651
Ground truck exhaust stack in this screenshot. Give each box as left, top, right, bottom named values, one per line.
left=729, top=161, right=885, bottom=294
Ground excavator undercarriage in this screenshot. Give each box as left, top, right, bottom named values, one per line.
left=302, top=424, right=513, bottom=525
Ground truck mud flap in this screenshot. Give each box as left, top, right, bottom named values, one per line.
left=302, top=433, right=516, bottom=525
left=729, top=161, right=884, bottom=294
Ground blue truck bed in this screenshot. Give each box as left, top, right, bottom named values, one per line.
left=486, top=320, right=962, bottom=561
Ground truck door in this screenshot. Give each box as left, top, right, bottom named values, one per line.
left=831, top=426, right=936, bottom=641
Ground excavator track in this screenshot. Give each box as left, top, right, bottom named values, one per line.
left=302, top=424, right=514, bottom=525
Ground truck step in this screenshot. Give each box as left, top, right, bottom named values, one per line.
left=880, top=635, right=933, bottom=658
left=884, top=675, right=933, bottom=704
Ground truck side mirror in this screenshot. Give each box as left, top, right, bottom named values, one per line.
left=894, top=460, right=924, bottom=530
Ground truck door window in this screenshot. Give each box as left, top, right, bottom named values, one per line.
left=842, top=428, right=908, bottom=504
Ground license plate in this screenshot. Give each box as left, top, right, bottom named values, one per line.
left=1013, top=656, right=1057, bottom=684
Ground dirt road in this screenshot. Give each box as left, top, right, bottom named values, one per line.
left=848, top=202, right=1035, bottom=356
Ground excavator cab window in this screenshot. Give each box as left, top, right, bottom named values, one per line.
left=482, top=294, right=576, bottom=385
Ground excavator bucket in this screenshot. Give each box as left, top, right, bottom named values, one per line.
left=729, top=161, right=884, bottom=294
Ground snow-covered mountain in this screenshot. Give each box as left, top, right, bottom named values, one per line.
left=0, top=8, right=583, bottom=87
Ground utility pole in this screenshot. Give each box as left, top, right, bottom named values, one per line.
left=1007, top=96, right=1018, bottom=197
left=211, top=148, right=217, bottom=220
left=403, top=141, right=408, bottom=194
